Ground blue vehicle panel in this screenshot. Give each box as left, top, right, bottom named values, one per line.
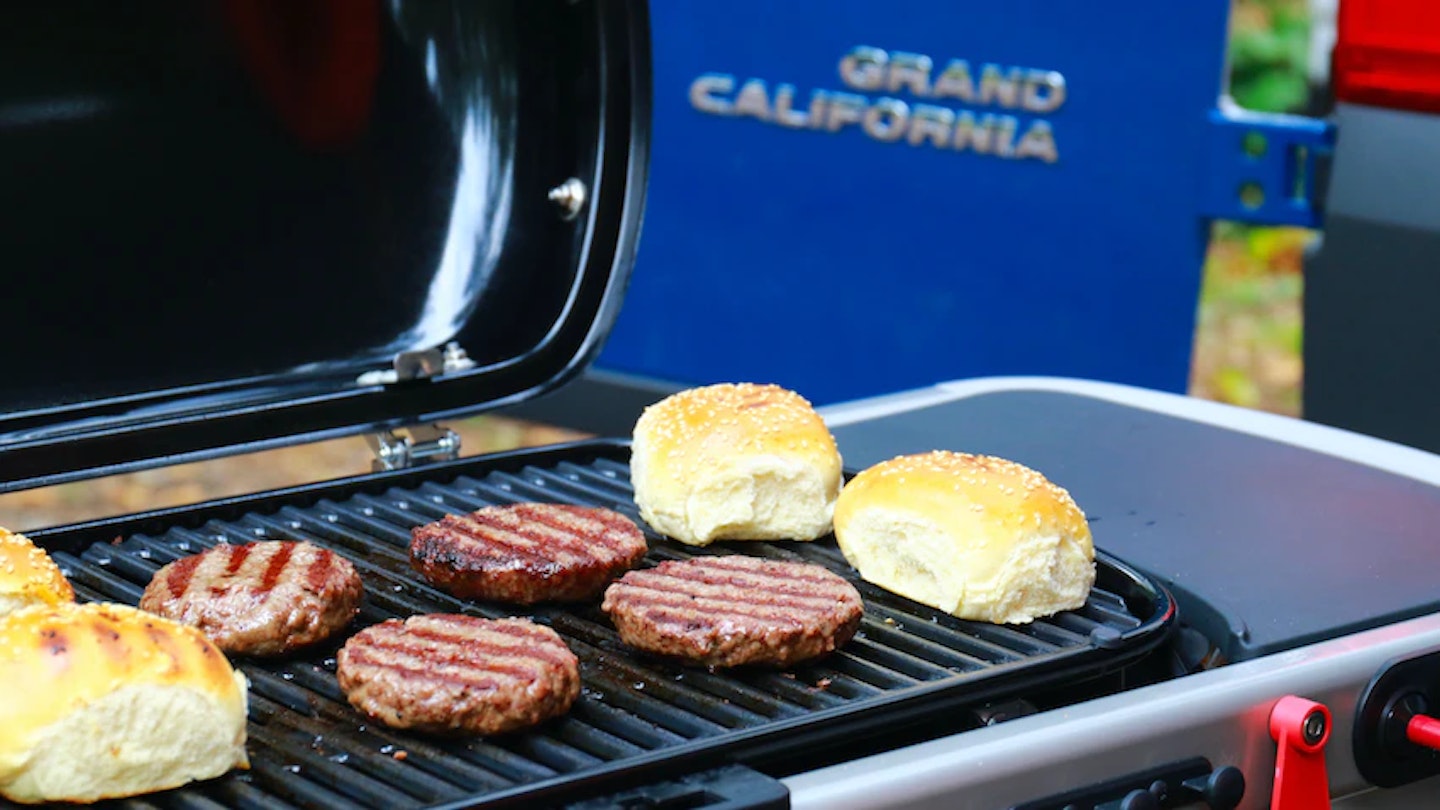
left=598, top=1, right=1328, bottom=404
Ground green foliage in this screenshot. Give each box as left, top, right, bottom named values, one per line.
left=1214, top=366, right=1262, bottom=408
left=1229, top=0, right=1311, bottom=112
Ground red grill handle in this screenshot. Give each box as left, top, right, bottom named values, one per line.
left=1269, top=695, right=1332, bottom=810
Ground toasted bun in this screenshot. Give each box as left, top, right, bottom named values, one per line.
left=631, top=383, right=843, bottom=546
left=0, top=528, right=74, bottom=618
left=0, top=603, right=248, bottom=804
left=833, top=451, right=1095, bottom=624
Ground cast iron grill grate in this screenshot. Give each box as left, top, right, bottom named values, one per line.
left=18, top=442, right=1172, bottom=809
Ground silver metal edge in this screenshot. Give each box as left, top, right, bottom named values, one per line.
left=785, top=612, right=1440, bottom=808
left=819, top=376, right=1440, bottom=487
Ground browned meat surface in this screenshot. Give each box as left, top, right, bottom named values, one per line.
left=139, top=540, right=363, bottom=657
left=410, top=504, right=647, bottom=604
left=601, top=555, right=864, bottom=668
left=336, top=615, right=580, bottom=735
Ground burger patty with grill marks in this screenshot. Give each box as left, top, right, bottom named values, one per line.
left=336, top=614, right=580, bottom=735
left=139, top=540, right=363, bottom=657
left=410, top=504, right=648, bottom=604
left=601, top=555, right=865, bottom=668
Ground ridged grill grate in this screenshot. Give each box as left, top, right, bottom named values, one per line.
left=15, top=444, right=1170, bottom=809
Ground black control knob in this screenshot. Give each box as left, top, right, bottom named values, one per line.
left=1182, top=765, right=1245, bottom=810
left=1011, top=759, right=1244, bottom=809
left=1118, top=788, right=1159, bottom=810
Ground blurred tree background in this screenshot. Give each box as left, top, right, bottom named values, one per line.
left=1189, top=0, right=1321, bottom=415
left=1229, top=0, right=1313, bottom=112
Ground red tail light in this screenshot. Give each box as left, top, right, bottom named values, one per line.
left=1334, top=0, right=1440, bottom=112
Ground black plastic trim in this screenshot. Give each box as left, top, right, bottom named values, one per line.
left=562, top=765, right=788, bottom=810
left=1354, top=646, right=1440, bottom=788
left=1009, top=757, right=1244, bottom=809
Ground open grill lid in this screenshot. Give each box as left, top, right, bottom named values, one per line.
left=0, top=1, right=650, bottom=493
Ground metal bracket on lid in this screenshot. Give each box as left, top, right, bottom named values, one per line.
left=366, top=424, right=462, bottom=471
left=357, top=342, right=476, bottom=386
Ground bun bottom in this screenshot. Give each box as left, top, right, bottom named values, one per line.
left=0, top=595, right=34, bottom=620
left=837, top=511, right=1095, bottom=624
left=2, top=681, right=248, bottom=804
left=639, top=459, right=836, bottom=546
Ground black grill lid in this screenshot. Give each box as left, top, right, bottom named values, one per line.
left=0, top=1, right=650, bottom=492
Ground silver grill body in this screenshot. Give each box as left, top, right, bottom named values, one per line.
left=796, top=378, right=1440, bottom=809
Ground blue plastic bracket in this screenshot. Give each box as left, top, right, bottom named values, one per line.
left=1203, top=100, right=1336, bottom=228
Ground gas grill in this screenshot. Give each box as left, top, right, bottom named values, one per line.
left=8, top=2, right=1440, bottom=808
left=20, top=442, right=1171, bottom=809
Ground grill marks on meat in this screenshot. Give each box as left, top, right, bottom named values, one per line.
left=601, top=556, right=865, bottom=668
left=411, top=504, right=647, bottom=603
left=139, top=540, right=363, bottom=657
left=336, top=615, right=580, bottom=735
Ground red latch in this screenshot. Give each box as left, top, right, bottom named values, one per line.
left=1406, top=712, right=1440, bottom=749
left=1270, top=695, right=1332, bottom=810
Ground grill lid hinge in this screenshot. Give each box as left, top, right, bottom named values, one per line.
left=366, top=424, right=461, bottom=471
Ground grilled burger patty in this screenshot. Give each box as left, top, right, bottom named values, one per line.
left=337, top=615, right=581, bottom=735
left=601, top=555, right=865, bottom=668
left=411, top=504, right=648, bottom=603
left=139, top=540, right=363, bottom=657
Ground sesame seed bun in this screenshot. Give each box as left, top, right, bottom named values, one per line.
left=0, top=528, right=74, bottom=619
left=0, top=602, right=249, bottom=803
left=833, top=451, right=1095, bottom=624
left=630, top=383, right=843, bottom=546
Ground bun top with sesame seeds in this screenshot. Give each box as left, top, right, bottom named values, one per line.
left=630, top=383, right=842, bottom=546
left=833, top=451, right=1095, bottom=625
left=0, top=602, right=249, bottom=804
left=0, top=527, right=74, bottom=618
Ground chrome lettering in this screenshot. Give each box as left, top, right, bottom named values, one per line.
left=838, top=46, right=888, bottom=92
left=1014, top=120, right=1059, bottom=163
left=993, top=115, right=1018, bottom=157
left=953, top=112, right=996, bottom=154
left=977, top=64, right=1022, bottom=108
left=807, top=90, right=829, bottom=130
left=687, top=47, right=1067, bottom=165
left=773, top=84, right=811, bottom=128
left=733, top=79, right=772, bottom=122
left=824, top=92, right=867, bottom=131
left=931, top=60, right=975, bottom=103
left=863, top=98, right=910, bottom=142
left=1022, top=70, right=1066, bottom=113
left=689, top=73, right=735, bottom=114
left=886, top=52, right=933, bottom=96
left=908, top=104, right=955, bottom=148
